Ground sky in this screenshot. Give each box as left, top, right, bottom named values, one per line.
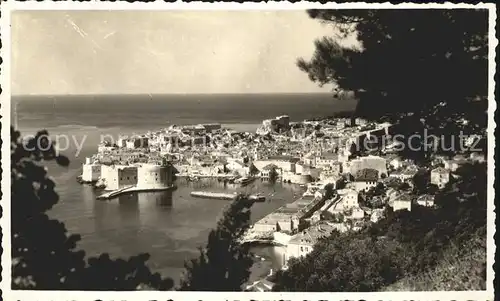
left=11, top=10, right=357, bottom=95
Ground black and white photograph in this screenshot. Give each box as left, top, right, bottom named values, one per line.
left=1, top=2, right=496, bottom=300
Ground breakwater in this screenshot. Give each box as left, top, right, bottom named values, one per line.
left=97, top=185, right=176, bottom=200
left=190, top=191, right=238, bottom=200
left=190, top=191, right=266, bottom=202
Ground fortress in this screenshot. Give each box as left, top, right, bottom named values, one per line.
left=82, top=157, right=175, bottom=191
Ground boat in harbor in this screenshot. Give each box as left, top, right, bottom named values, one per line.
left=235, top=176, right=256, bottom=186
left=94, top=178, right=106, bottom=189
left=249, top=193, right=266, bottom=202
left=76, top=174, right=97, bottom=186
left=227, top=176, right=238, bottom=183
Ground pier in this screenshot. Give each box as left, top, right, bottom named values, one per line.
left=97, top=186, right=135, bottom=200
left=190, top=191, right=238, bottom=200
left=97, top=185, right=176, bottom=200
left=191, top=191, right=266, bottom=202
left=177, top=173, right=237, bottom=179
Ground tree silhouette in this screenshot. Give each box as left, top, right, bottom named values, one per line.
left=178, top=195, right=254, bottom=291
left=335, top=177, right=346, bottom=190
left=269, top=166, right=279, bottom=184
left=248, top=163, right=259, bottom=176
left=298, top=9, right=487, bottom=126
left=11, top=127, right=173, bottom=290
left=412, top=169, right=432, bottom=195
left=298, top=9, right=488, bottom=160
left=323, top=183, right=335, bottom=200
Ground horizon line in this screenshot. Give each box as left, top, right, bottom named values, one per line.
left=12, top=92, right=334, bottom=98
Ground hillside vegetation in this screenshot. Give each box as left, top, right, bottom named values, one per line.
left=273, top=163, right=487, bottom=291
left=384, top=226, right=486, bottom=291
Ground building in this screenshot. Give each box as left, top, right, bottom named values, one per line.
left=190, top=136, right=207, bottom=146
left=226, top=158, right=249, bottom=176
left=282, top=172, right=312, bottom=184
left=353, top=168, right=379, bottom=192
left=302, top=152, right=316, bottom=167
left=416, top=194, right=435, bottom=207
left=257, top=115, right=290, bottom=134
left=391, top=193, right=412, bottom=212
left=355, top=118, right=368, bottom=126
left=126, top=136, right=149, bottom=149
left=268, top=156, right=299, bottom=171
left=202, top=123, right=222, bottom=133
left=319, top=170, right=341, bottom=185
left=253, top=157, right=297, bottom=173
left=116, top=137, right=128, bottom=148
left=316, top=152, right=339, bottom=168
left=326, top=189, right=362, bottom=219
left=100, top=165, right=138, bottom=190
left=443, top=155, right=469, bottom=172
left=362, top=155, right=388, bottom=176
left=81, top=157, right=102, bottom=182
left=245, top=279, right=275, bottom=292
left=311, top=211, right=322, bottom=224
left=385, top=187, right=400, bottom=202
left=181, top=124, right=206, bottom=135
left=295, top=162, right=307, bottom=175
left=337, top=149, right=350, bottom=163
left=343, top=155, right=387, bottom=178
left=314, top=195, right=340, bottom=219
left=370, top=209, right=385, bottom=223
left=137, top=163, right=174, bottom=189
left=388, top=157, right=404, bottom=170
left=430, top=167, right=450, bottom=189
left=443, top=160, right=460, bottom=172
left=99, top=162, right=174, bottom=191
left=349, top=206, right=365, bottom=219
left=97, top=141, right=116, bottom=153
left=330, top=162, right=343, bottom=175
left=470, top=152, right=486, bottom=163
left=253, top=194, right=327, bottom=234
left=275, top=115, right=290, bottom=130
left=389, top=165, right=419, bottom=181
left=383, top=140, right=405, bottom=154
left=160, top=142, right=174, bottom=154
left=285, top=222, right=337, bottom=261
left=259, top=163, right=278, bottom=180
left=253, top=212, right=295, bottom=233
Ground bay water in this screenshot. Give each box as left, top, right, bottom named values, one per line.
left=13, top=93, right=354, bottom=285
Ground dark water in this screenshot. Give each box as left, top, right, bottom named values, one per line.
left=57, top=178, right=303, bottom=284
left=13, top=93, right=353, bottom=286
left=13, top=93, right=354, bottom=131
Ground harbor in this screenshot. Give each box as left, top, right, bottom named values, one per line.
left=29, top=92, right=399, bottom=289
left=68, top=110, right=397, bottom=287
left=48, top=173, right=304, bottom=285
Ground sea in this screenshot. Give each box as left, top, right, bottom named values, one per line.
left=12, top=93, right=356, bottom=286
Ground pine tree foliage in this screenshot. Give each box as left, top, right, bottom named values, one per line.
left=298, top=9, right=487, bottom=130
left=178, top=195, right=254, bottom=291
